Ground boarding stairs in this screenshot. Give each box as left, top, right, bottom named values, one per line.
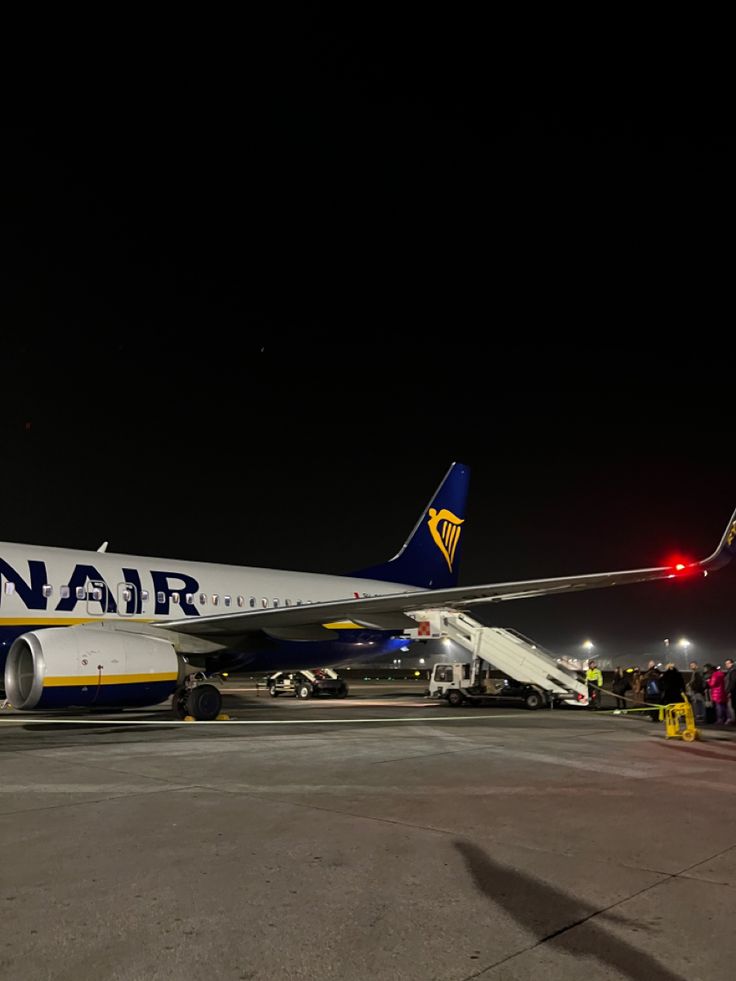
left=410, top=611, right=589, bottom=704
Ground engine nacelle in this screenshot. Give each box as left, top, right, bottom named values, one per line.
left=4, top=628, right=182, bottom=710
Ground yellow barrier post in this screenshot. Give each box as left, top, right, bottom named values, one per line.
left=664, top=701, right=699, bottom=742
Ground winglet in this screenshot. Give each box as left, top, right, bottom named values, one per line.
left=97, top=541, right=109, bottom=553
left=700, top=507, right=736, bottom=571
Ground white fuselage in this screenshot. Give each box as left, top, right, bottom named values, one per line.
left=0, top=540, right=417, bottom=628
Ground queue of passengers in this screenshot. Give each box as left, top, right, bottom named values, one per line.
left=586, top=659, right=736, bottom=725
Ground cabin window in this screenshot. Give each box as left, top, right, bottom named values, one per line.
left=296, top=599, right=302, bottom=605
left=237, top=596, right=245, bottom=608
left=212, top=594, right=219, bottom=606
left=42, top=584, right=53, bottom=598
left=141, top=590, right=149, bottom=602
left=76, top=586, right=86, bottom=600
left=250, top=597, right=256, bottom=608
left=157, top=591, right=166, bottom=604
left=60, top=585, right=70, bottom=599
left=199, top=593, right=207, bottom=605
left=284, top=598, right=291, bottom=606
left=273, top=598, right=279, bottom=608
left=122, top=588, right=132, bottom=603
left=91, top=587, right=103, bottom=601
left=185, top=593, right=193, bottom=605
left=224, top=595, right=232, bottom=607
left=171, top=592, right=180, bottom=605
left=261, top=597, right=268, bottom=608
left=4, top=582, right=15, bottom=595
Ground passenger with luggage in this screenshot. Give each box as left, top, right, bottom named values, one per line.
left=686, top=661, right=707, bottom=725
left=644, top=664, right=663, bottom=721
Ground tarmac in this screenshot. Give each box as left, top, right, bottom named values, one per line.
left=1, top=680, right=735, bottom=980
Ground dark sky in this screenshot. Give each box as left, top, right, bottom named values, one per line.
left=1, top=19, right=733, bottom=660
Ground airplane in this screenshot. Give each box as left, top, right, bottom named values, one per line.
left=2, top=463, right=735, bottom=720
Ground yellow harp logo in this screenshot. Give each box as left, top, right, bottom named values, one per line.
left=427, top=507, right=464, bottom=572
left=727, top=520, right=736, bottom=547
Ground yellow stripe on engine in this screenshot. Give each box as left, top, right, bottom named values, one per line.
left=322, top=621, right=363, bottom=630
left=43, top=673, right=178, bottom=687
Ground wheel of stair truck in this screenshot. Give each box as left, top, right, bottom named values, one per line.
left=447, top=689, right=465, bottom=707
left=172, top=687, right=189, bottom=719
left=524, top=690, right=544, bottom=710
left=186, top=684, right=222, bottom=721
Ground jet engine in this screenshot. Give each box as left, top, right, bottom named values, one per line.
left=4, top=627, right=182, bottom=710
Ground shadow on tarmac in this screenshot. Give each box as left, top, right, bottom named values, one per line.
left=454, top=840, right=685, bottom=981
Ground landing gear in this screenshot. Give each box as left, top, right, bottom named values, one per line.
left=171, top=682, right=223, bottom=721
left=187, top=684, right=222, bottom=721
left=172, top=688, right=189, bottom=719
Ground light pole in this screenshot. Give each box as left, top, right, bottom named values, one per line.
left=678, top=638, right=691, bottom=671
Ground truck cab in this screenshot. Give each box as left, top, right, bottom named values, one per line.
left=429, top=660, right=548, bottom=710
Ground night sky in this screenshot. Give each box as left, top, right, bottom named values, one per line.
left=2, top=20, right=733, bottom=661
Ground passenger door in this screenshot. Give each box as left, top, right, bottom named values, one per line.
left=116, top=582, right=139, bottom=617
left=85, top=580, right=111, bottom=618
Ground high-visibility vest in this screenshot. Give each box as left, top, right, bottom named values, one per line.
left=586, top=668, right=603, bottom=686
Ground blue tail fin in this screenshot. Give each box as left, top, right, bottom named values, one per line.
left=351, top=462, right=471, bottom=589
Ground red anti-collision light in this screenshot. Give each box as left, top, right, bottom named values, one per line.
left=664, top=554, right=696, bottom=576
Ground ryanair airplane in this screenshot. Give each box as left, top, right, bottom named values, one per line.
left=2, top=464, right=735, bottom=719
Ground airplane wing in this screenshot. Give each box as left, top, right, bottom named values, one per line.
left=157, top=505, right=736, bottom=640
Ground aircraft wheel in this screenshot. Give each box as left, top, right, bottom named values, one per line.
left=187, top=684, right=222, bottom=721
